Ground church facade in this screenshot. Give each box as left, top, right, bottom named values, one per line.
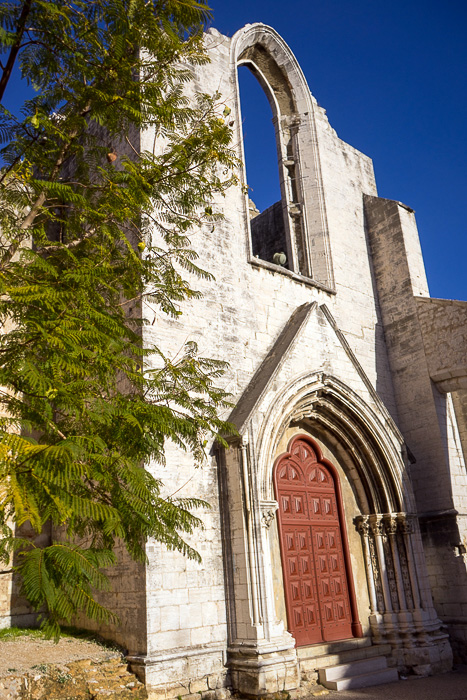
left=4, top=23, right=467, bottom=698
left=124, top=23, right=467, bottom=696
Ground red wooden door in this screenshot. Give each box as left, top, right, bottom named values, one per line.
left=274, top=437, right=353, bottom=646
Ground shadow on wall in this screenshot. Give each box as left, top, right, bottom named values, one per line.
left=250, top=200, right=289, bottom=267
left=0, top=521, right=51, bottom=630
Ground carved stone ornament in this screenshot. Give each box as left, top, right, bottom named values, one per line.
left=260, top=500, right=279, bottom=528
left=397, top=530, right=414, bottom=609
left=383, top=534, right=399, bottom=609
left=368, top=533, right=384, bottom=612
left=370, top=517, right=385, bottom=538
left=384, top=515, right=399, bottom=537
left=355, top=515, right=370, bottom=537
left=397, top=513, right=413, bottom=535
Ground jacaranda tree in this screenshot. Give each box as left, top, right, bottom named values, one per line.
left=0, top=0, right=238, bottom=637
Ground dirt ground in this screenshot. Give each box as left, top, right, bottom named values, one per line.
left=0, top=633, right=121, bottom=677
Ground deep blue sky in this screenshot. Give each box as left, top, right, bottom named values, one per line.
left=210, top=0, right=467, bottom=301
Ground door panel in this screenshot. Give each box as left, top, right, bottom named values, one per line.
left=274, top=438, right=353, bottom=646
left=282, top=525, right=322, bottom=645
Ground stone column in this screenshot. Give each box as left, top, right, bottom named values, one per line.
left=259, top=500, right=281, bottom=641
left=398, top=514, right=421, bottom=611
left=384, top=515, right=407, bottom=612
left=240, top=436, right=261, bottom=627
left=370, top=516, right=393, bottom=613
left=226, top=434, right=299, bottom=697
left=356, top=516, right=378, bottom=614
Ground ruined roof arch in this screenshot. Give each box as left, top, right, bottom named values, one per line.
left=231, top=23, right=316, bottom=119
left=230, top=24, right=335, bottom=287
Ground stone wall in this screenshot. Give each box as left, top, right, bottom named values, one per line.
left=364, top=195, right=467, bottom=661
left=68, top=541, right=148, bottom=657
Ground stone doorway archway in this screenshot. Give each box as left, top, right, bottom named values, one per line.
left=273, top=435, right=356, bottom=646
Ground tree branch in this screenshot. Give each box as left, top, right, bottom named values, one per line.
left=0, top=102, right=91, bottom=268
left=0, top=0, right=33, bottom=102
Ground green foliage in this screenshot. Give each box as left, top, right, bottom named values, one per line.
left=32, top=663, right=48, bottom=673
left=56, top=671, right=73, bottom=684
left=0, top=0, right=239, bottom=638
left=0, top=626, right=44, bottom=639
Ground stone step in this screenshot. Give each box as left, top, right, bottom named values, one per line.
left=320, top=666, right=399, bottom=691
left=299, top=641, right=393, bottom=674
left=318, top=655, right=387, bottom=682
left=297, top=637, right=371, bottom=661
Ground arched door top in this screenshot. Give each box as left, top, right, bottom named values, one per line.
left=275, top=435, right=346, bottom=497
left=255, top=372, right=412, bottom=515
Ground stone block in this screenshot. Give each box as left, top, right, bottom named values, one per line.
left=284, top=661, right=301, bottom=690
left=189, top=587, right=212, bottom=604
left=190, top=625, right=212, bottom=646
left=207, top=674, right=221, bottom=690
left=412, top=664, right=431, bottom=677
left=214, top=690, right=230, bottom=700
left=202, top=602, right=218, bottom=626
left=164, top=683, right=190, bottom=698
left=161, top=605, right=180, bottom=631
left=201, top=691, right=216, bottom=700
left=180, top=604, right=203, bottom=629
left=209, top=624, right=227, bottom=643
left=152, top=629, right=188, bottom=650
left=189, top=678, right=209, bottom=694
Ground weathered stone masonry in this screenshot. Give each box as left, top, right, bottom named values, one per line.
left=3, top=22, right=467, bottom=698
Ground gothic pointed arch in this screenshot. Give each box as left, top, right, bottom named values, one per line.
left=231, top=24, right=334, bottom=288
left=244, top=372, right=444, bottom=656
left=256, top=372, right=413, bottom=516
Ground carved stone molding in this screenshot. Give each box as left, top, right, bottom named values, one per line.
left=368, top=532, right=384, bottom=612
left=397, top=530, right=414, bottom=609
left=260, top=500, right=279, bottom=528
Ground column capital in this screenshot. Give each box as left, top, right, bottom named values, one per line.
left=397, top=513, right=413, bottom=534
left=383, top=514, right=399, bottom=536
left=355, top=515, right=370, bottom=537
left=369, top=515, right=385, bottom=537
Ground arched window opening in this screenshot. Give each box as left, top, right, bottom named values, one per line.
left=237, top=52, right=311, bottom=278
left=238, top=65, right=289, bottom=268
